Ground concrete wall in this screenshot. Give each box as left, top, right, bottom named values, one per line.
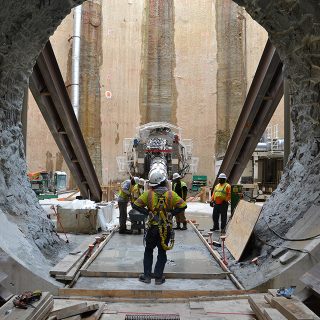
left=26, top=12, right=73, bottom=178
left=100, top=0, right=144, bottom=184
left=175, top=0, right=217, bottom=185
left=26, top=1, right=284, bottom=186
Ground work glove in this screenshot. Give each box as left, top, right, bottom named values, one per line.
left=209, top=201, right=215, bottom=208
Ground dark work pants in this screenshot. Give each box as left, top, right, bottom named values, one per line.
left=144, top=226, right=170, bottom=279
left=118, top=201, right=128, bottom=230
left=212, top=202, right=228, bottom=230
left=176, top=210, right=186, bottom=224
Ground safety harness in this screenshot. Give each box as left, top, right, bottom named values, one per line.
left=146, top=191, right=175, bottom=251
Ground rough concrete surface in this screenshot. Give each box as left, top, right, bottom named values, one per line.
left=228, top=0, right=320, bottom=289
left=79, top=0, right=103, bottom=182
left=140, top=0, right=178, bottom=124
left=0, top=0, right=84, bottom=291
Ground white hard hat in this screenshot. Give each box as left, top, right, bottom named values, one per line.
left=148, top=169, right=167, bottom=187
left=134, top=176, right=139, bottom=184
left=172, top=173, right=181, bottom=180
left=138, top=178, right=145, bottom=186
left=218, top=173, right=227, bottom=179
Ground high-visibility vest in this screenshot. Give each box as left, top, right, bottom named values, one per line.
left=134, top=190, right=186, bottom=225
left=173, top=181, right=187, bottom=200
left=118, top=180, right=133, bottom=202
left=131, top=184, right=143, bottom=202
left=212, top=183, right=231, bottom=204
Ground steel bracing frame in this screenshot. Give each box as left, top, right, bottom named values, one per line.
left=29, top=41, right=102, bottom=202
left=217, top=40, right=284, bottom=184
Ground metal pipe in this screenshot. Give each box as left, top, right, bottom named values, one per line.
left=189, top=221, right=245, bottom=290
left=71, top=5, right=82, bottom=119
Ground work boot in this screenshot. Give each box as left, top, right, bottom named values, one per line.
left=155, top=276, right=165, bottom=285
left=119, top=228, right=133, bottom=234
left=173, top=223, right=181, bottom=230
left=181, top=222, right=187, bottom=230
left=138, top=274, right=151, bottom=284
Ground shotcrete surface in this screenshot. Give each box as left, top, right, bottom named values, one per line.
left=229, top=0, right=320, bottom=289
left=0, top=0, right=86, bottom=293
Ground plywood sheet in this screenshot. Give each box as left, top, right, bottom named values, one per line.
left=300, top=262, right=320, bottom=295
left=225, top=200, right=262, bottom=261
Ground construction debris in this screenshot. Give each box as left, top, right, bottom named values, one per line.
left=248, top=291, right=320, bottom=320
left=0, top=292, right=53, bottom=320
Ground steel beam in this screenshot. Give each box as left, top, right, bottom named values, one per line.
left=217, top=40, right=284, bottom=184
left=29, top=41, right=102, bottom=202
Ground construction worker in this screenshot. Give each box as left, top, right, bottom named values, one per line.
left=131, top=178, right=145, bottom=203
left=118, top=176, right=139, bottom=234
left=172, top=172, right=188, bottom=230
left=210, top=173, right=231, bottom=233
left=132, top=170, right=187, bottom=285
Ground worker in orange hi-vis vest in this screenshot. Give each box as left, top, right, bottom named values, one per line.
left=210, top=173, right=231, bottom=233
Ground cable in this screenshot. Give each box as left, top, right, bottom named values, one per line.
left=256, top=235, right=320, bottom=263
left=262, top=215, right=320, bottom=242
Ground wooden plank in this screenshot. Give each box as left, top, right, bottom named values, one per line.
left=80, top=228, right=117, bottom=272
left=82, top=303, right=105, bottom=320
left=50, top=237, right=98, bottom=276
left=300, top=262, right=320, bottom=295
left=50, top=302, right=87, bottom=318
left=225, top=200, right=262, bottom=261
left=63, top=316, right=81, bottom=320
left=79, top=270, right=229, bottom=280
left=189, top=221, right=245, bottom=290
left=34, top=298, right=54, bottom=320
left=55, top=254, right=88, bottom=281
left=248, top=295, right=269, bottom=320
left=268, top=289, right=279, bottom=297
left=264, top=308, right=287, bottom=320
left=51, top=303, right=99, bottom=320
left=264, top=294, right=273, bottom=305
left=270, top=296, right=319, bottom=320
left=59, top=287, right=252, bottom=299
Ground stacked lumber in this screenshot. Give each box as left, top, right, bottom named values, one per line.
left=49, top=302, right=105, bottom=320
left=0, top=291, right=53, bottom=320
left=50, top=229, right=116, bottom=284
left=50, top=237, right=99, bottom=283
left=248, top=290, right=320, bottom=320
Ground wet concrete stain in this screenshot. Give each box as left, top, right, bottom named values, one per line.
left=139, top=0, right=178, bottom=125
left=78, top=0, right=103, bottom=182
left=215, top=0, right=247, bottom=157
left=115, top=122, right=119, bottom=145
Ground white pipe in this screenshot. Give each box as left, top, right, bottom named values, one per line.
left=71, top=5, right=82, bottom=120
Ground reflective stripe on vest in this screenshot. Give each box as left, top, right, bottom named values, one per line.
left=147, top=190, right=173, bottom=212
left=213, top=184, right=227, bottom=201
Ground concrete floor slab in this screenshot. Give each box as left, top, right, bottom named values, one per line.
left=86, top=228, right=223, bottom=276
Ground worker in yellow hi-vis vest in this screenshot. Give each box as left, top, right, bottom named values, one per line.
left=210, top=173, right=231, bottom=233
left=118, top=176, right=139, bottom=234
left=132, top=170, right=187, bottom=285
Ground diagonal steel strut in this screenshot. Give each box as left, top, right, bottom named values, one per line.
left=217, top=40, right=284, bottom=184
left=29, top=41, right=102, bottom=202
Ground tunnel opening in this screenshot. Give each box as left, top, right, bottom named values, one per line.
left=0, top=0, right=320, bottom=301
